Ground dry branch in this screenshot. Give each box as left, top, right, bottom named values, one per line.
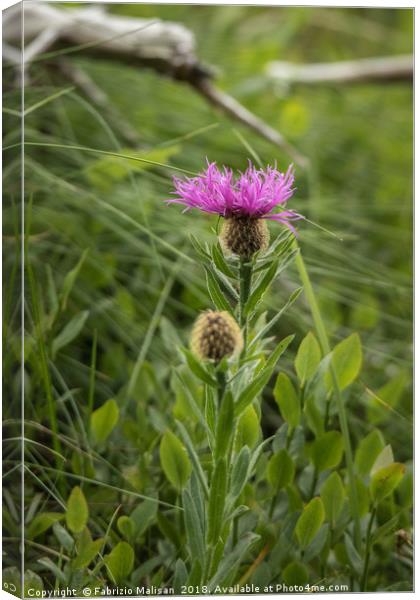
left=267, top=55, right=412, bottom=86
left=3, top=2, right=308, bottom=167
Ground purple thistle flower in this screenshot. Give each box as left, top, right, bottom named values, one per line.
left=168, top=161, right=301, bottom=232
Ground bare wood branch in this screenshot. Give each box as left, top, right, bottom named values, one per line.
left=267, top=55, right=412, bottom=86
left=4, top=2, right=309, bottom=167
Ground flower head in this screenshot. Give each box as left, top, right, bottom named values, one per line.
left=169, top=161, right=300, bottom=231
left=191, top=310, right=243, bottom=363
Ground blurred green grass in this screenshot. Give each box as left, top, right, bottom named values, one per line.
left=2, top=5, right=413, bottom=582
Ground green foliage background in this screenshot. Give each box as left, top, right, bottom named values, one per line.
left=3, top=4, right=412, bottom=595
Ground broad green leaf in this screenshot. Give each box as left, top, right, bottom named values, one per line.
left=130, top=499, right=157, bottom=538
left=295, top=497, right=325, bottom=549
left=66, top=486, right=88, bottom=534
left=311, top=431, right=344, bottom=472
left=23, top=571, right=44, bottom=597
left=235, top=335, right=294, bottom=416
left=235, top=405, right=260, bottom=451
left=367, top=372, right=408, bottom=424
left=117, top=516, right=134, bottom=541
left=52, top=310, right=89, bottom=357
left=27, top=512, right=63, bottom=539
left=294, top=332, right=321, bottom=387
left=182, top=488, right=206, bottom=565
left=267, top=449, right=295, bottom=490
left=370, top=444, right=394, bottom=476
left=72, top=530, right=103, bottom=570
left=325, top=333, right=362, bottom=391
left=160, top=430, right=192, bottom=492
left=181, top=348, right=218, bottom=387
left=207, top=458, right=227, bottom=545
left=304, top=395, right=324, bottom=438
left=105, top=541, right=134, bottom=583
left=173, top=559, right=189, bottom=594
left=215, top=391, right=234, bottom=459
left=282, top=561, right=308, bottom=586
left=90, top=398, right=119, bottom=443
left=370, top=463, right=405, bottom=503
left=355, top=429, right=385, bottom=476
left=60, top=249, right=89, bottom=310
left=320, top=472, right=345, bottom=526
left=274, top=372, right=300, bottom=428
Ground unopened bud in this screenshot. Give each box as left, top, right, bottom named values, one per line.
left=191, top=310, right=243, bottom=362
left=219, top=216, right=269, bottom=258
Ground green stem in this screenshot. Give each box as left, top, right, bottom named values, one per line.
left=294, top=246, right=362, bottom=551
left=361, top=506, right=376, bottom=592
left=239, top=258, right=253, bottom=347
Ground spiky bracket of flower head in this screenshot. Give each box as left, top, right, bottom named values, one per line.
left=191, top=310, right=243, bottom=363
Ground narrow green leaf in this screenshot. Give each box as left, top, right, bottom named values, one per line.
left=230, top=446, right=250, bottom=500
left=235, top=335, right=294, bottom=416
left=211, top=242, right=236, bottom=278
left=215, top=391, right=234, bottom=459
left=176, top=420, right=209, bottom=498
left=274, top=372, right=300, bottom=428
left=311, top=431, right=344, bottom=472
left=160, top=430, right=192, bottom=492
left=181, top=347, right=218, bottom=387
left=182, top=488, right=206, bottom=565
left=295, top=497, right=325, bottom=549
left=52, top=310, right=89, bottom=357
left=52, top=522, right=74, bottom=552
left=90, top=398, right=119, bottom=444
left=27, top=512, right=63, bottom=539
left=66, top=486, right=88, bottom=534
left=294, top=332, right=321, bottom=387
left=244, top=259, right=279, bottom=316
left=60, top=248, right=89, bottom=310
left=205, top=267, right=233, bottom=313
left=320, top=472, right=345, bottom=527
left=207, top=458, right=227, bottom=545
left=267, top=449, right=295, bottom=490
left=208, top=532, right=259, bottom=592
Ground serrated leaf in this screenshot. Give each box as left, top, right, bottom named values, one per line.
left=105, top=541, right=134, bottom=584
left=370, top=463, right=405, bottom=503
left=295, top=497, right=325, bottom=549
left=160, top=430, right=192, bottom=492
left=267, top=449, right=295, bottom=490
left=320, top=472, right=345, bottom=527
left=295, top=332, right=321, bottom=387
left=66, top=486, right=88, bottom=534
left=52, top=310, right=89, bottom=357
left=235, top=335, right=294, bottom=416
left=311, top=431, right=344, bottom=472
left=325, top=333, right=362, bottom=391
left=90, top=398, right=119, bottom=444
left=355, top=429, right=385, bottom=476
left=274, top=372, right=300, bottom=428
